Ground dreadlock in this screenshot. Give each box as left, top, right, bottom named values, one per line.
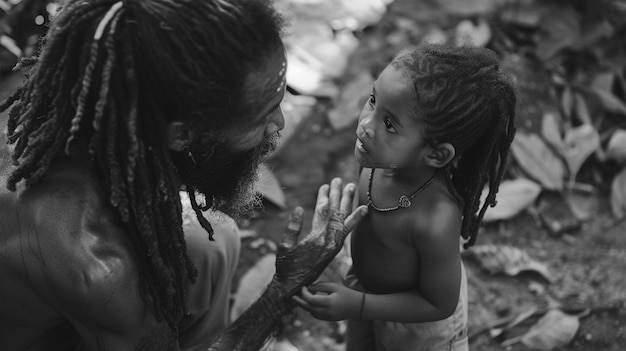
left=1, top=0, right=284, bottom=330
left=392, top=44, right=516, bottom=249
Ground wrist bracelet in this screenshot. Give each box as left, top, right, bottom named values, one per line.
left=359, top=292, right=366, bottom=320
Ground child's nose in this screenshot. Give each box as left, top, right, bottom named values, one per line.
left=357, top=116, right=374, bottom=139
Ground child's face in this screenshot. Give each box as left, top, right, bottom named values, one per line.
left=355, top=64, right=432, bottom=169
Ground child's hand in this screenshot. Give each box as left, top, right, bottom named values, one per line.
left=292, top=282, right=362, bottom=321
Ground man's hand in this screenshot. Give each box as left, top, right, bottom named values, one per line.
left=206, top=178, right=366, bottom=351
left=272, top=178, right=367, bottom=295
left=292, top=282, right=362, bottom=321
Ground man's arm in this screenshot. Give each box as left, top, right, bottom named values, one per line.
left=46, top=177, right=363, bottom=351
left=205, top=178, right=367, bottom=350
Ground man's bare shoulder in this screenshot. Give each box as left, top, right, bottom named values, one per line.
left=2, top=157, right=139, bottom=306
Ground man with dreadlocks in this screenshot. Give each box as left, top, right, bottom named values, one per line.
left=0, top=0, right=368, bottom=350
left=293, top=44, right=516, bottom=351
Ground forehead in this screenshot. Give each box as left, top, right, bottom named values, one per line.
left=377, top=65, right=419, bottom=114
left=242, top=48, right=287, bottom=114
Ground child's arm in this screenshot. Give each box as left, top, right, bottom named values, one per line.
left=293, top=210, right=462, bottom=323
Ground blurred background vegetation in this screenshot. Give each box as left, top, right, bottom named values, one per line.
left=2, top=0, right=626, bottom=350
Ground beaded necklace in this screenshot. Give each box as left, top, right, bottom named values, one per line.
left=367, top=168, right=436, bottom=212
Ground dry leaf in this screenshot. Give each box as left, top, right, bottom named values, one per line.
left=536, top=5, right=580, bottom=61
left=563, top=124, right=600, bottom=182
left=481, top=178, right=542, bottom=222
left=502, top=309, right=580, bottom=350
left=561, top=87, right=574, bottom=118
left=438, top=0, right=498, bottom=16
left=455, top=18, right=491, bottom=47
left=230, top=253, right=276, bottom=322
left=278, top=92, right=316, bottom=151
left=589, top=86, right=626, bottom=115
left=511, top=132, right=565, bottom=190
left=265, top=338, right=300, bottom=351
left=564, top=186, right=599, bottom=221
left=607, top=129, right=626, bottom=164
left=327, top=72, right=374, bottom=130
left=541, top=112, right=564, bottom=156
left=464, top=244, right=555, bottom=283
left=574, top=93, right=592, bottom=125
left=258, top=164, right=286, bottom=209
left=611, top=168, right=626, bottom=218
left=490, top=307, right=538, bottom=338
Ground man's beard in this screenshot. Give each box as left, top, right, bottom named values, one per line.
left=175, top=133, right=279, bottom=219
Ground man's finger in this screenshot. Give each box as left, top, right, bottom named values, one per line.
left=328, top=177, right=342, bottom=211
left=280, top=206, right=304, bottom=250
left=339, top=182, right=356, bottom=219
left=311, top=184, right=329, bottom=230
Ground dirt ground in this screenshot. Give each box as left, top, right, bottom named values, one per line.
left=1, top=0, right=625, bottom=350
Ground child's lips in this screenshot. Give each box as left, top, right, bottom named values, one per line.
left=356, top=138, right=368, bottom=154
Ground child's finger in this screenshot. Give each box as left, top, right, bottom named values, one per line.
left=307, top=282, right=336, bottom=294
left=292, top=295, right=310, bottom=310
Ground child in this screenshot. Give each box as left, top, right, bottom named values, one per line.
left=293, top=43, right=516, bottom=351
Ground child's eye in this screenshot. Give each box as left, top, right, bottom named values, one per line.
left=383, top=118, right=397, bottom=132
left=368, top=94, right=376, bottom=107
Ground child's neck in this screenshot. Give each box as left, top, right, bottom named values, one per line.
left=379, top=167, right=437, bottom=187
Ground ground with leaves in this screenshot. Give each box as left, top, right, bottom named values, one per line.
left=2, top=0, right=625, bottom=350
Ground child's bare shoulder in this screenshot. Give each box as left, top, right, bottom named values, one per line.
left=410, top=185, right=462, bottom=242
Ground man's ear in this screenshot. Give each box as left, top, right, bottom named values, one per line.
left=166, top=121, right=193, bottom=152
left=424, top=143, right=456, bottom=168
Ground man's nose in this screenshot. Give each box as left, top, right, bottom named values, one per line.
left=265, top=106, right=285, bottom=136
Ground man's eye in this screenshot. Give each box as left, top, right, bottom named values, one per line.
left=368, top=94, right=376, bottom=107
left=383, top=118, right=396, bottom=132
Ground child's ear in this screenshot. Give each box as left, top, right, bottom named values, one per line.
left=424, top=143, right=456, bottom=168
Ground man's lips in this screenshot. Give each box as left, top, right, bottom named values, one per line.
left=356, top=138, right=368, bottom=154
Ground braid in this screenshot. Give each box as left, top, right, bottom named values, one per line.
left=1, top=0, right=284, bottom=331
left=393, top=44, right=516, bottom=248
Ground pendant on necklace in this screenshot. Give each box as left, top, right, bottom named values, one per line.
left=398, top=195, right=411, bottom=208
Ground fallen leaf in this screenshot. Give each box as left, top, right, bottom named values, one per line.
left=541, top=112, right=564, bottom=156
left=278, top=92, right=316, bottom=152
left=490, top=307, right=538, bottom=338
left=574, top=93, right=592, bottom=125
left=438, top=0, right=498, bottom=16
left=481, top=178, right=542, bottom=222
left=536, top=5, right=581, bottom=61
left=564, top=185, right=599, bottom=221
left=561, top=86, right=574, bottom=118
left=606, top=129, right=626, bottom=164
left=455, top=18, right=491, bottom=47
left=589, top=85, right=626, bottom=115
left=265, top=338, right=299, bottom=351
left=327, top=72, right=374, bottom=130
left=511, top=132, right=565, bottom=190
left=611, top=168, right=626, bottom=218
left=502, top=309, right=580, bottom=350
left=230, top=253, right=276, bottom=322
left=464, top=244, right=555, bottom=283
left=258, top=164, right=286, bottom=209
left=563, top=124, right=600, bottom=183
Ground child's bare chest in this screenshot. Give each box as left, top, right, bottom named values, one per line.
left=351, top=212, right=422, bottom=293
